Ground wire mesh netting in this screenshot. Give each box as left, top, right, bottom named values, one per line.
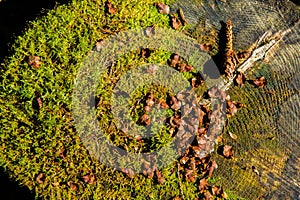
left=167, top=0, right=299, bottom=199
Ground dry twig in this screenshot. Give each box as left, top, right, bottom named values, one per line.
left=219, top=20, right=300, bottom=91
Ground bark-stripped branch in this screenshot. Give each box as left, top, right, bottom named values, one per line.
left=219, top=19, right=300, bottom=91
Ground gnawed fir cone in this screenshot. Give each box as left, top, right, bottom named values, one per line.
left=36, top=173, right=46, bottom=184
left=155, top=169, right=165, bottom=184
left=146, top=64, right=158, bottom=74
left=67, top=181, right=78, bottom=191
left=96, top=39, right=105, bottom=51
left=140, top=113, right=151, bottom=126
left=171, top=15, right=181, bottom=30
left=105, top=0, right=116, bottom=14
left=141, top=48, right=152, bottom=58
left=219, top=145, right=234, bottom=158
left=154, top=2, right=170, bottom=14
left=178, top=8, right=187, bottom=26
left=28, top=55, right=41, bottom=69
left=145, top=26, right=155, bottom=37
left=142, top=162, right=156, bottom=178
left=198, top=178, right=209, bottom=192
left=82, top=173, right=96, bottom=184
left=169, top=96, right=181, bottom=110
left=145, top=93, right=155, bottom=107
left=121, top=168, right=135, bottom=178
left=251, top=76, right=268, bottom=88
left=234, top=71, right=246, bottom=86
left=168, top=53, right=180, bottom=67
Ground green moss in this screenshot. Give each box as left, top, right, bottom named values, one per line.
left=0, top=0, right=185, bottom=199
left=1, top=0, right=288, bottom=199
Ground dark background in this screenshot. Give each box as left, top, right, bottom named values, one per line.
left=0, top=0, right=68, bottom=62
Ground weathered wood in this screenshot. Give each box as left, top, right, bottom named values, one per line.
left=219, top=19, right=300, bottom=91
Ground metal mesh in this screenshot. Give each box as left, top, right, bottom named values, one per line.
left=169, top=0, right=300, bottom=199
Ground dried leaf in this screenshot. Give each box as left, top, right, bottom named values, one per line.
left=155, top=2, right=170, bottom=14
left=199, top=109, right=206, bottom=126
left=228, top=131, right=238, bottom=140
left=28, top=55, right=41, bottom=69
left=188, top=157, right=196, bottom=171
left=169, top=127, right=176, bottom=137
left=191, top=145, right=201, bottom=157
left=36, top=173, right=46, bottom=184
left=198, top=127, right=207, bottom=135
left=234, top=71, right=246, bottom=86
left=67, top=181, right=78, bottom=191
left=172, top=15, right=181, bottom=30
left=226, top=100, right=243, bottom=117
left=252, top=76, right=268, bottom=88
left=97, top=96, right=103, bottom=107
left=216, top=134, right=223, bottom=144
left=134, top=134, right=143, bottom=141
left=177, top=63, right=194, bottom=72
left=105, top=1, right=116, bottom=14
left=222, top=190, right=228, bottom=199
left=211, top=186, right=227, bottom=199
left=173, top=197, right=182, bottom=200
left=180, top=155, right=189, bottom=165
left=211, top=186, right=222, bottom=196
left=158, top=99, right=169, bottom=109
